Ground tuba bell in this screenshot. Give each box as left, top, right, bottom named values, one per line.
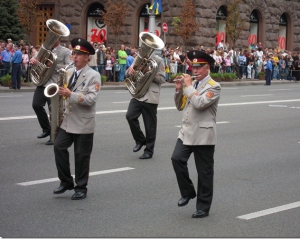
left=30, top=19, right=70, bottom=86
left=124, top=32, right=165, bottom=98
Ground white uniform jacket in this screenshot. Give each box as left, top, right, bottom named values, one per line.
left=60, top=65, right=101, bottom=134
left=174, top=75, right=221, bottom=145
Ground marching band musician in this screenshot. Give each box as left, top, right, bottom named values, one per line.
left=126, top=53, right=166, bottom=159
left=31, top=38, right=72, bottom=145
left=171, top=50, right=221, bottom=218
left=52, top=38, right=101, bottom=200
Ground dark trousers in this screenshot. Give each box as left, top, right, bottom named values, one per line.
left=54, top=128, right=94, bottom=193
left=265, top=69, right=272, bottom=85
left=11, top=63, right=21, bottom=89
left=126, top=98, right=158, bottom=156
left=171, top=139, right=215, bottom=212
left=32, top=86, right=51, bottom=133
left=2, top=61, right=11, bottom=76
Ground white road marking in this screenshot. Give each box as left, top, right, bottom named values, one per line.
left=0, top=115, right=37, bottom=120
left=237, top=201, right=300, bottom=220
left=268, top=89, right=291, bottom=91
left=290, top=107, right=300, bottom=109
left=269, top=105, right=287, bottom=107
left=114, top=91, right=128, bottom=94
left=2, top=99, right=300, bottom=121
left=240, top=94, right=272, bottom=97
left=17, top=167, right=135, bottom=186
left=175, top=121, right=230, bottom=127
left=0, top=95, right=23, bottom=97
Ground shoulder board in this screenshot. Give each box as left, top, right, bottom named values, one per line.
left=207, top=79, right=217, bottom=86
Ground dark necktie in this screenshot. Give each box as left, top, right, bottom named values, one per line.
left=68, top=71, right=80, bottom=90
left=194, top=80, right=199, bottom=89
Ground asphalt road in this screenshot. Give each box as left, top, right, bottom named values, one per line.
left=1, top=83, right=300, bottom=237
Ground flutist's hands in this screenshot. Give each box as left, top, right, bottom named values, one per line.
left=59, top=87, right=71, bottom=97
left=174, top=73, right=192, bottom=91
left=183, top=73, right=192, bottom=87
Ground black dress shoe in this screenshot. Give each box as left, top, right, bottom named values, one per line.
left=192, top=210, right=209, bottom=218
left=45, top=139, right=53, bottom=145
left=53, top=185, right=74, bottom=194
left=139, top=153, right=152, bottom=159
left=71, top=191, right=86, bottom=200
left=178, top=192, right=196, bottom=207
left=133, top=143, right=145, bottom=152
left=37, top=131, right=50, bottom=138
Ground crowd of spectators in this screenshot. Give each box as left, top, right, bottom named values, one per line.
left=1, top=38, right=300, bottom=84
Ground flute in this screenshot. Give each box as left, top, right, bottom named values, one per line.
left=173, top=75, right=200, bottom=82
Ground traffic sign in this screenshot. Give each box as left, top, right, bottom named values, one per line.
left=162, top=22, right=168, bottom=33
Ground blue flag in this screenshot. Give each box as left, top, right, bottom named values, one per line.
left=150, top=0, right=162, bottom=14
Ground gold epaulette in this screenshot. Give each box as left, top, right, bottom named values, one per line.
left=207, top=79, right=217, bottom=86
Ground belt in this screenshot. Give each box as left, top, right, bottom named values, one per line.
left=13, top=62, right=22, bottom=64
left=3, top=61, right=10, bottom=63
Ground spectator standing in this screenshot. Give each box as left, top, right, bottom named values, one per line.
left=105, top=54, right=113, bottom=82
left=88, top=43, right=99, bottom=72
left=126, top=52, right=135, bottom=70
left=118, top=44, right=128, bottom=82
left=0, top=42, right=12, bottom=77
left=10, top=44, right=23, bottom=89
left=97, top=44, right=106, bottom=76
left=173, top=48, right=180, bottom=73
left=224, top=55, right=232, bottom=73
left=253, top=57, right=259, bottom=79
left=162, top=51, right=170, bottom=81
left=178, top=51, right=187, bottom=74
left=238, top=51, right=247, bottom=79
left=264, top=55, right=273, bottom=85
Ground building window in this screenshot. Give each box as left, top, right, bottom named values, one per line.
left=215, top=6, right=227, bottom=48
left=87, top=3, right=106, bottom=44
left=36, top=4, right=55, bottom=45
left=248, top=10, right=259, bottom=48
left=278, top=14, right=288, bottom=50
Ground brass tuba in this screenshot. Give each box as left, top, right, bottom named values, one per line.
left=30, top=19, right=70, bottom=86
left=124, top=32, right=165, bottom=98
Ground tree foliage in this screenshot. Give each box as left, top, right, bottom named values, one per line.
left=101, top=0, right=130, bottom=47
left=171, top=0, right=200, bottom=49
left=17, top=0, right=42, bottom=41
left=225, top=0, right=247, bottom=48
left=0, top=0, right=24, bottom=42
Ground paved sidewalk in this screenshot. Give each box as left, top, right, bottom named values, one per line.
left=0, top=79, right=297, bottom=93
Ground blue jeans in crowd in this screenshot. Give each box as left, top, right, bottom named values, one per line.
left=119, top=64, right=127, bottom=82
left=272, top=65, right=279, bottom=80
left=97, top=64, right=105, bottom=76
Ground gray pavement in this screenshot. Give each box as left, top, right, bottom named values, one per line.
left=0, top=79, right=298, bottom=93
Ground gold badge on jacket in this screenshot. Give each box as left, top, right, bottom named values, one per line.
left=95, top=83, right=100, bottom=91
left=206, top=91, right=214, bottom=98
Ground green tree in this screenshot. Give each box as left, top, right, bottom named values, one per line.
left=225, top=0, right=247, bottom=48
left=171, top=0, right=200, bottom=50
left=17, top=0, right=42, bottom=42
left=0, top=0, right=24, bottom=42
left=101, top=0, right=130, bottom=48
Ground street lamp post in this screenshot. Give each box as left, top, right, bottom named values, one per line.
left=148, top=0, right=156, bottom=34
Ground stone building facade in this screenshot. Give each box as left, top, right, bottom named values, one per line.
left=34, top=0, right=300, bottom=51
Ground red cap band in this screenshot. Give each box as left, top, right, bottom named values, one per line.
left=74, top=45, right=89, bottom=54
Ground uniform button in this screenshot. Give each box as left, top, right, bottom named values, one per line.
left=186, top=124, right=188, bottom=127
left=186, top=118, right=188, bottom=121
